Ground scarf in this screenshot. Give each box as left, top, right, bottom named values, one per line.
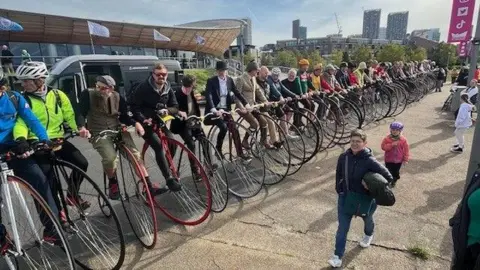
left=390, top=134, right=400, bottom=140
left=32, top=85, right=47, bottom=100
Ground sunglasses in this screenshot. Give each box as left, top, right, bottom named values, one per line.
left=96, top=84, right=111, bottom=91
left=153, top=72, right=167, bottom=77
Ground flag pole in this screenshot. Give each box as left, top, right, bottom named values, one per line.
left=89, top=33, right=96, bottom=54
left=196, top=44, right=199, bottom=68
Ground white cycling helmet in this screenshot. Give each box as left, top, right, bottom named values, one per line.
left=271, top=67, right=281, bottom=76
left=16, top=61, right=49, bottom=80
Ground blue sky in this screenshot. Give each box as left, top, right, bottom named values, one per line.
left=2, top=0, right=476, bottom=46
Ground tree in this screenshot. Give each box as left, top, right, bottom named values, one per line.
left=260, top=53, right=274, bottom=66
left=330, top=49, right=343, bottom=66
left=342, top=51, right=351, bottom=62
left=406, top=47, right=427, bottom=62
left=273, top=50, right=297, bottom=67
left=243, top=52, right=255, bottom=66
left=352, top=46, right=372, bottom=63
left=428, top=42, right=458, bottom=68
left=376, top=44, right=406, bottom=62
left=307, top=50, right=326, bottom=67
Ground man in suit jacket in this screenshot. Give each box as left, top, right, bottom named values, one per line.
left=235, top=61, right=276, bottom=149
left=204, top=61, right=248, bottom=156
left=171, top=74, right=203, bottom=179
left=171, top=74, right=200, bottom=147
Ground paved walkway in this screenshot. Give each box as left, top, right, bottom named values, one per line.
left=114, top=85, right=471, bottom=269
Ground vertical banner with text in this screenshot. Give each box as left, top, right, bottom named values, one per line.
left=458, top=41, right=472, bottom=56
left=448, top=0, right=476, bottom=42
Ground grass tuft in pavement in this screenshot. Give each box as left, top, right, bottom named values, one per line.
left=407, top=245, right=430, bottom=260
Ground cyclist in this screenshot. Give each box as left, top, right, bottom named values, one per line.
left=373, top=62, right=389, bottom=81
left=235, top=61, right=275, bottom=149
left=0, top=69, right=60, bottom=243
left=297, top=59, right=315, bottom=111
left=170, top=74, right=203, bottom=179
left=322, top=64, right=347, bottom=93
left=76, top=75, right=163, bottom=199
left=309, top=64, right=323, bottom=91
left=204, top=60, right=250, bottom=160
left=335, top=62, right=351, bottom=89
left=130, top=62, right=181, bottom=192
left=353, top=62, right=372, bottom=88
left=13, top=61, right=90, bottom=210
left=254, top=66, right=283, bottom=148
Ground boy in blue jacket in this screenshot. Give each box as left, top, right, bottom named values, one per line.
left=328, top=129, right=393, bottom=268
left=0, top=72, right=60, bottom=243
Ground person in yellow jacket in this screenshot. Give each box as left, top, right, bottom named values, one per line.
left=310, top=63, right=323, bottom=91
left=13, top=61, right=90, bottom=212
left=353, top=62, right=372, bottom=88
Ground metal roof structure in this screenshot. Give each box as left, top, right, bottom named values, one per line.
left=0, top=9, right=242, bottom=56
left=49, top=55, right=160, bottom=74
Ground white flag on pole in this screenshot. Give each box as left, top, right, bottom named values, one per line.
left=153, top=29, right=171, bottom=42
left=195, top=34, right=206, bottom=45
left=87, top=21, right=110, bottom=38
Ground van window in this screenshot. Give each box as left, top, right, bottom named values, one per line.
left=57, top=74, right=82, bottom=104
left=82, top=64, right=124, bottom=95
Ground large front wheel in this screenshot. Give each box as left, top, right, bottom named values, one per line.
left=117, top=146, right=157, bottom=249
left=141, top=139, right=212, bottom=226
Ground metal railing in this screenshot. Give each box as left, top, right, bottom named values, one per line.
left=0, top=55, right=219, bottom=70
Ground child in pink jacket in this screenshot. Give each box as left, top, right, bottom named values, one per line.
left=381, top=121, right=410, bottom=187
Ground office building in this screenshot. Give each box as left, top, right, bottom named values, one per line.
left=411, top=28, right=440, bottom=42
left=299, top=26, right=307, bottom=40
left=292, top=19, right=300, bottom=39
left=379, top=27, right=387, bottom=39
left=348, top=34, right=363, bottom=38
left=387, top=12, right=409, bottom=40
left=276, top=36, right=403, bottom=55
left=362, top=9, right=381, bottom=39
left=236, top=17, right=252, bottom=46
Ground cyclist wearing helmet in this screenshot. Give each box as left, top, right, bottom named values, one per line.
left=13, top=61, right=90, bottom=210
left=297, top=59, right=315, bottom=94
left=294, top=60, right=314, bottom=112
left=0, top=69, right=61, bottom=243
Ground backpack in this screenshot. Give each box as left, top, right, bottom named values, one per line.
left=6, top=91, right=19, bottom=112
left=24, top=89, right=63, bottom=114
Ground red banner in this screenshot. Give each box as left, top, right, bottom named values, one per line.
left=447, top=0, right=476, bottom=43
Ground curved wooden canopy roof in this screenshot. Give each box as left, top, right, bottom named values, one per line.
left=0, top=9, right=242, bottom=56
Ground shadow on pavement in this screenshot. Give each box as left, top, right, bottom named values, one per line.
left=404, top=152, right=457, bottom=174
left=413, top=180, right=464, bottom=215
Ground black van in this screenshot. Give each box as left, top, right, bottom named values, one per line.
left=46, top=55, right=183, bottom=105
